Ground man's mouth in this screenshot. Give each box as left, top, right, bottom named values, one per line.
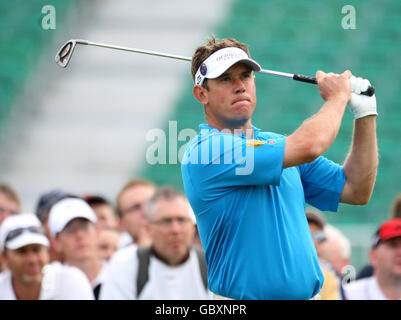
left=232, top=97, right=250, bottom=105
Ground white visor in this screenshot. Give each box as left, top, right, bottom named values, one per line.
left=0, top=213, right=49, bottom=252
left=6, top=232, right=49, bottom=251
left=48, top=198, right=97, bottom=238
left=194, top=47, right=261, bottom=86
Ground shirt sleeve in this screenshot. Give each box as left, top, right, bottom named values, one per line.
left=298, top=156, right=346, bottom=212
left=183, top=133, right=285, bottom=194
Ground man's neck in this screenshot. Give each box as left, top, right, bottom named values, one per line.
left=12, top=277, right=42, bottom=300
left=67, top=256, right=102, bottom=284
left=376, top=274, right=401, bottom=300
left=134, top=230, right=152, bottom=246
left=151, top=247, right=190, bottom=266
left=206, top=120, right=254, bottom=139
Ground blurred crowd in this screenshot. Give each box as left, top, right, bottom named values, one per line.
left=0, top=181, right=400, bottom=300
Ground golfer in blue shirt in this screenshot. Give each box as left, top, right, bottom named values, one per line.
left=181, top=37, right=378, bottom=299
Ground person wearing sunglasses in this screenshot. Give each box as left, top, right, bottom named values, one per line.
left=0, top=213, right=94, bottom=299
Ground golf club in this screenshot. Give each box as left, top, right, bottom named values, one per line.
left=55, top=39, right=375, bottom=96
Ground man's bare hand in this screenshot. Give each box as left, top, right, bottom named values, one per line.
left=316, top=70, right=352, bottom=103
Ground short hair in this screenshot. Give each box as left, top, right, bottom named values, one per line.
left=84, top=195, right=111, bottom=207
left=35, top=190, right=77, bottom=223
left=145, top=186, right=188, bottom=222
left=191, top=36, right=251, bottom=87
left=391, top=193, right=401, bottom=219
left=116, top=179, right=156, bottom=217
left=0, top=184, right=20, bottom=210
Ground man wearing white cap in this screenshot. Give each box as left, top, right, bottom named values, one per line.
left=182, top=36, right=378, bottom=299
left=0, top=213, right=94, bottom=299
left=49, top=197, right=106, bottom=299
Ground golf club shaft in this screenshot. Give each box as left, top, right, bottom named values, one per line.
left=81, top=40, right=312, bottom=81
left=81, top=40, right=192, bottom=62
left=63, top=40, right=375, bottom=96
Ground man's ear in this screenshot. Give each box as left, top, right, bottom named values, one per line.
left=52, top=235, right=63, bottom=254
left=193, top=85, right=209, bottom=105
left=117, top=217, right=127, bottom=232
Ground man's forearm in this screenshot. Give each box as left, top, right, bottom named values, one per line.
left=307, top=97, right=348, bottom=155
left=342, top=115, right=378, bottom=204
left=284, top=71, right=351, bottom=168
left=284, top=97, right=347, bottom=168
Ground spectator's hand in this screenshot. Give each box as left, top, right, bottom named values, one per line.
left=348, top=76, right=378, bottom=119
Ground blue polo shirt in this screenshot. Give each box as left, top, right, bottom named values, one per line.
left=181, top=124, right=346, bottom=300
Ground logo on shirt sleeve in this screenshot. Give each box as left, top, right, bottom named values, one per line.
left=246, top=139, right=267, bottom=147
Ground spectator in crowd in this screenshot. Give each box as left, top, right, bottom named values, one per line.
left=322, top=224, right=352, bottom=277
left=0, top=183, right=20, bottom=225
left=0, top=213, right=94, bottom=299
left=100, top=186, right=212, bottom=300
left=49, top=197, right=105, bottom=299
left=0, top=183, right=21, bottom=272
left=116, top=179, right=156, bottom=247
left=97, top=226, right=122, bottom=262
left=34, top=189, right=74, bottom=262
left=306, top=210, right=342, bottom=300
left=344, top=218, right=401, bottom=300
left=357, top=192, right=401, bottom=280
left=84, top=195, right=119, bottom=229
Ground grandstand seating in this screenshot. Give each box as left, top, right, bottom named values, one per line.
left=0, top=0, right=75, bottom=130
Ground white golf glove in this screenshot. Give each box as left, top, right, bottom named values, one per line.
left=348, top=76, right=378, bottom=119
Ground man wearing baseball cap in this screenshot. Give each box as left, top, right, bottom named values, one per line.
left=0, top=213, right=94, bottom=299
left=344, top=218, right=401, bottom=300
left=182, top=36, right=378, bottom=299
left=49, top=197, right=106, bottom=299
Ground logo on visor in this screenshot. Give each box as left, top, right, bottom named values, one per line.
left=200, top=63, right=207, bottom=76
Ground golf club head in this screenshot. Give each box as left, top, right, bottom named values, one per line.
left=55, top=39, right=88, bottom=68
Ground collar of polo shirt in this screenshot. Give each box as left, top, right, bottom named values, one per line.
left=194, top=47, right=261, bottom=86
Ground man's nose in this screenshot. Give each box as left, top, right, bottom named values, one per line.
left=169, top=219, right=183, bottom=233
left=234, top=78, right=246, bottom=93
left=25, top=250, right=40, bottom=263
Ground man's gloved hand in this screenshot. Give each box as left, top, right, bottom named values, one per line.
left=348, top=76, right=378, bottom=119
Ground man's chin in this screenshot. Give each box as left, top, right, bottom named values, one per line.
left=226, top=117, right=250, bottom=127
left=22, top=273, right=43, bottom=285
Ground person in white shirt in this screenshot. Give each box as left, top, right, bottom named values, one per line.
left=48, top=197, right=106, bottom=299
left=343, top=218, right=401, bottom=300
left=0, top=213, right=94, bottom=300
left=100, top=186, right=212, bottom=300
